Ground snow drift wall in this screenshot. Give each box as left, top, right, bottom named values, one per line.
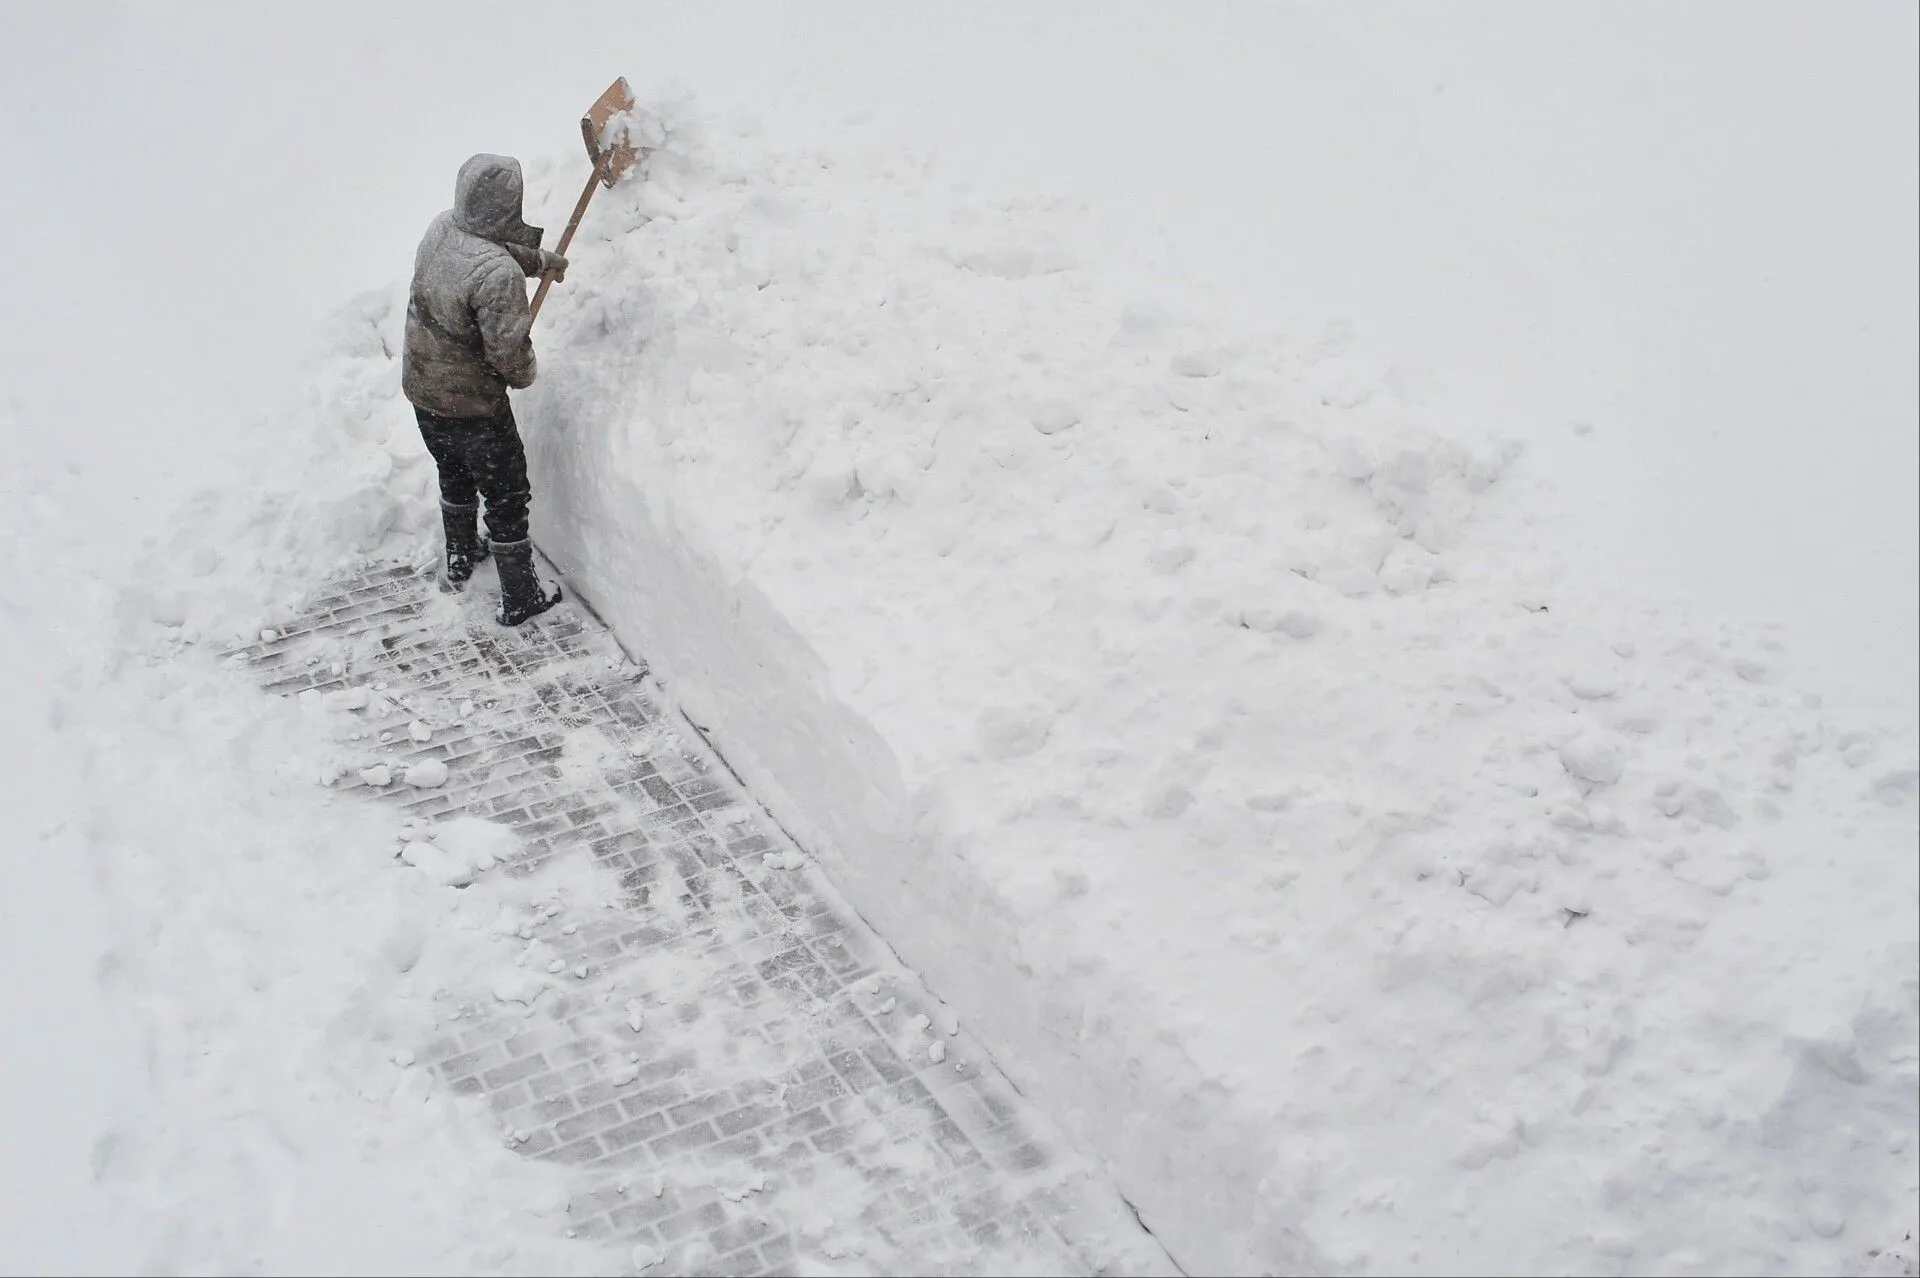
left=521, top=371, right=1334, bottom=1275
left=515, top=111, right=1342, bottom=1273
left=510, top=106, right=1918, bottom=1275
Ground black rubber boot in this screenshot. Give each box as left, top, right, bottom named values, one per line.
left=493, top=539, right=563, bottom=626
left=440, top=500, right=490, bottom=589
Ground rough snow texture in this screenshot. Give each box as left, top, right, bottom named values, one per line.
left=146, top=101, right=1919, bottom=1275
left=509, top=105, right=1918, bottom=1276
left=236, top=563, right=1171, bottom=1275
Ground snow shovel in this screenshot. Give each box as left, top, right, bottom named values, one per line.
left=529, top=76, right=645, bottom=321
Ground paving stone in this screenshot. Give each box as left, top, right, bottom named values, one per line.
left=240, top=559, right=1173, bottom=1276
left=602, top=1111, right=670, bottom=1152
left=440, top=1044, right=509, bottom=1081
left=554, top=1102, right=626, bottom=1145
left=526, top=1061, right=595, bottom=1100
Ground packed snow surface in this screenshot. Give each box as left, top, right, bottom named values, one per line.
left=147, top=99, right=1918, bottom=1276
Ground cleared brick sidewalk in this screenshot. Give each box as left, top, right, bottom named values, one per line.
left=232, top=559, right=1177, bottom=1277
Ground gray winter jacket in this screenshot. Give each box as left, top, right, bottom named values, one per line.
left=401, top=154, right=549, bottom=418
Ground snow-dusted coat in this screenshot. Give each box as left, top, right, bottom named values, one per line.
left=401, top=154, right=547, bottom=418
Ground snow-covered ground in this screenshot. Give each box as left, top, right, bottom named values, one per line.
left=0, top=410, right=606, bottom=1273
left=2, top=3, right=1914, bottom=1274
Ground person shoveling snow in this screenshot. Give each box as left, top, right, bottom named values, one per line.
left=398, top=82, right=641, bottom=626
left=401, top=153, right=566, bottom=625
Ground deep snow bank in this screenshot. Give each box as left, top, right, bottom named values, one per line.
left=499, top=105, right=1919, bottom=1274
left=149, top=99, right=1919, bottom=1275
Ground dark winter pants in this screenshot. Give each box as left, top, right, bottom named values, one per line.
left=414, top=405, right=532, bottom=544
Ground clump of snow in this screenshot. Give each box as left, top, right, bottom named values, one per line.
left=1028, top=400, right=1080, bottom=436
left=433, top=817, right=515, bottom=869
left=399, top=838, right=474, bottom=887
left=1558, top=732, right=1625, bottom=787
left=404, top=758, right=449, bottom=789
left=490, top=969, right=548, bottom=1008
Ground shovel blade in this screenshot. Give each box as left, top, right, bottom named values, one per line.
left=581, top=76, right=640, bottom=188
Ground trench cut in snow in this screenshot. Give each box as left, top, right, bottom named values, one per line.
left=233, top=561, right=1173, bottom=1275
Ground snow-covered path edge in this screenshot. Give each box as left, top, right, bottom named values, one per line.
left=526, top=420, right=1317, bottom=1274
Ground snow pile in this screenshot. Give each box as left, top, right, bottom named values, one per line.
left=504, top=102, right=1917, bottom=1274
left=4, top=434, right=626, bottom=1269
left=131, top=291, right=433, bottom=647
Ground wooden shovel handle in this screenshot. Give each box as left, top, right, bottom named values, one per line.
left=529, top=149, right=609, bottom=322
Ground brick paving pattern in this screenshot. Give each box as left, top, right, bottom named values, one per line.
left=233, top=559, right=1177, bottom=1277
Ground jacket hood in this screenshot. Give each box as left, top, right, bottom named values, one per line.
left=452, top=154, right=543, bottom=250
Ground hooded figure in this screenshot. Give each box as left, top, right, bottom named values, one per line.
left=401, top=154, right=567, bottom=626
left=402, top=154, right=559, bottom=416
